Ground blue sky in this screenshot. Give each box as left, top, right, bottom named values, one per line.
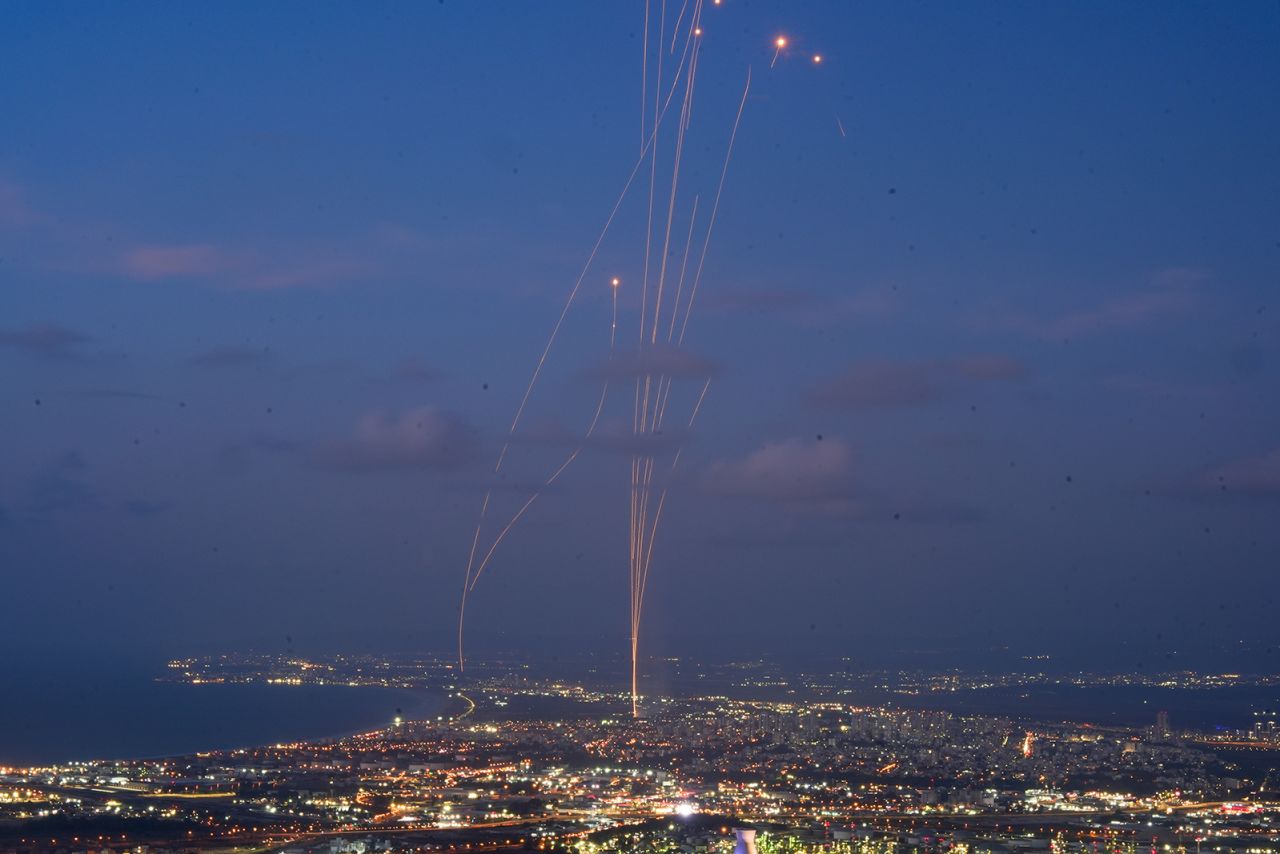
left=2, top=1, right=1278, bottom=668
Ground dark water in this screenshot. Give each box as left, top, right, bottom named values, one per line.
left=649, top=668, right=1279, bottom=732
left=0, top=661, right=440, bottom=766
left=876, top=684, right=1280, bottom=730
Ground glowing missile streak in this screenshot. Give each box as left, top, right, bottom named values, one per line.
left=650, top=4, right=699, bottom=348
left=669, top=0, right=689, bottom=53
left=476, top=17, right=696, bottom=481
left=771, top=35, right=787, bottom=68
left=466, top=277, right=619, bottom=594
left=639, top=0, right=667, bottom=351
left=637, top=377, right=711, bottom=601
left=642, top=0, right=701, bottom=441
left=468, top=383, right=610, bottom=592
left=641, top=0, right=650, bottom=152
left=649, top=194, right=702, bottom=432
left=630, top=6, right=704, bottom=696
left=639, top=0, right=703, bottom=495
left=458, top=23, right=700, bottom=673
left=665, top=195, right=699, bottom=342
left=678, top=65, right=751, bottom=347
left=611, top=277, right=621, bottom=344
left=630, top=65, right=748, bottom=717
left=630, top=377, right=712, bottom=717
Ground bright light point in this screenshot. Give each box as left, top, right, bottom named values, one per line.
left=775, top=36, right=787, bottom=48
left=694, top=27, right=703, bottom=36
left=813, top=54, right=823, bottom=63
left=675, top=802, right=697, bottom=818
left=611, top=277, right=620, bottom=287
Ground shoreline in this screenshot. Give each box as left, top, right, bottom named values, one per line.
left=0, top=683, right=446, bottom=769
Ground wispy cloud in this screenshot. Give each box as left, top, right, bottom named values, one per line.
left=703, top=437, right=855, bottom=502
left=118, top=243, right=373, bottom=290
left=23, top=451, right=99, bottom=517
left=394, top=357, right=440, bottom=382
left=707, top=286, right=902, bottom=326
left=216, top=436, right=303, bottom=473
left=311, top=407, right=478, bottom=472
left=79, top=388, right=168, bottom=402
left=811, top=355, right=1025, bottom=409
left=122, top=244, right=241, bottom=279
left=122, top=499, right=173, bottom=517
left=517, top=417, right=690, bottom=457
left=188, top=345, right=273, bottom=369
left=585, top=345, right=720, bottom=382
left=974, top=268, right=1205, bottom=339
left=0, top=324, right=92, bottom=360
left=1190, top=449, right=1280, bottom=501
left=241, top=258, right=374, bottom=290
left=701, top=435, right=985, bottom=526
left=0, top=178, right=42, bottom=227
left=3, top=178, right=416, bottom=293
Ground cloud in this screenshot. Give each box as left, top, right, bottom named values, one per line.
left=588, top=427, right=690, bottom=457
left=118, top=244, right=373, bottom=290
left=394, top=357, right=440, bottom=382
left=812, top=361, right=939, bottom=408
left=974, top=267, right=1205, bottom=339
left=79, top=388, right=167, bottom=402
left=1048, top=288, right=1195, bottom=338
left=811, top=355, right=1024, bottom=409
left=701, top=436, right=985, bottom=527
left=707, top=288, right=824, bottom=313
left=708, top=287, right=902, bottom=326
left=122, top=499, right=173, bottom=517
left=216, top=436, right=303, bottom=473
left=953, top=354, right=1026, bottom=381
left=516, top=417, right=690, bottom=457
left=25, top=475, right=99, bottom=515
left=0, top=179, right=41, bottom=227
left=1194, top=449, right=1280, bottom=500
left=703, top=437, right=854, bottom=502
left=585, top=345, right=719, bottom=381
left=188, top=345, right=273, bottom=369
left=312, top=407, right=477, bottom=472
left=0, top=324, right=92, bottom=359
left=54, top=450, right=88, bottom=472
left=122, top=244, right=240, bottom=279
left=240, top=258, right=373, bottom=290
left=371, top=223, right=434, bottom=250
left=23, top=451, right=98, bottom=516
left=1096, top=372, right=1220, bottom=400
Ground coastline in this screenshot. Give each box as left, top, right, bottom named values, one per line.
left=0, top=681, right=445, bottom=768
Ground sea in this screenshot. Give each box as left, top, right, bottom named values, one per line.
left=866, top=683, right=1280, bottom=731
left=0, top=658, right=441, bottom=767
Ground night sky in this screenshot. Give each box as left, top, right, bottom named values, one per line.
left=2, top=2, right=1278, bottom=670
